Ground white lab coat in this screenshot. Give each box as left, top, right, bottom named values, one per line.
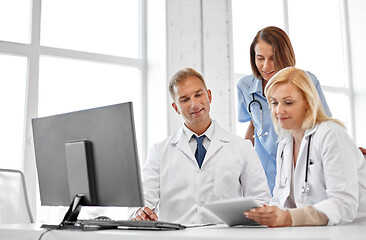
left=142, top=121, right=271, bottom=224
left=272, top=120, right=366, bottom=225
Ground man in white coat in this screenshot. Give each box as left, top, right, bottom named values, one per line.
left=133, top=68, right=271, bottom=224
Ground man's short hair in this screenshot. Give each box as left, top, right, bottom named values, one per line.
left=168, top=68, right=207, bottom=99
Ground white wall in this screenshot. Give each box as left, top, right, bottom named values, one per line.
left=166, top=0, right=233, bottom=135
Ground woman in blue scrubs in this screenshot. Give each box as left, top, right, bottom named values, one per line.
left=237, top=26, right=332, bottom=194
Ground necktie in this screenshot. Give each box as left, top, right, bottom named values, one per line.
left=192, top=135, right=207, bottom=168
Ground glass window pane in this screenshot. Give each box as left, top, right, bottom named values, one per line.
left=38, top=56, right=142, bottom=155
left=0, top=54, right=27, bottom=170
left=288, top=0, right=345, bottom=87
left=323, top=91, right=351, bottom=134
left=232, top=0, right=285, bottom=74
left=40, top=0, right=139, bottom=58
left=0, top=0, right=31, bottom=43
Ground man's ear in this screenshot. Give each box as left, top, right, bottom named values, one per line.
left=172, top=102, right=180, bottom=114
left=207, top=89, right=212, bottom=103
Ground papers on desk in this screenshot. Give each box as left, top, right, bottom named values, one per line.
left=203, top=197, right=263, bottom=227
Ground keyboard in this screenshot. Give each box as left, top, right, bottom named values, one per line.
left=75, top=219, right=186, bottom=231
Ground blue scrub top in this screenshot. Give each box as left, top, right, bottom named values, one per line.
left=237, top=72, right=332, bottom=194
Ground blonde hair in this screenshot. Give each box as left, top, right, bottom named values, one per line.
left=264, top=67, right=342, bottom=136
left=168, top=68, right=207, bottom=99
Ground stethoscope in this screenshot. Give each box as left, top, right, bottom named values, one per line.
left=278, top=135, right=313, bottom=195
left=248, top=93, right=268, bottom=138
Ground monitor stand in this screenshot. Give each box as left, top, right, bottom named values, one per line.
left=41, top=193, right=87, bottom=229
left=41, top=140, right=96, bottom=230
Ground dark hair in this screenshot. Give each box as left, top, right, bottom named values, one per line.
left=250, top=26, right=296, bottom=80
left=168, top=68, right=207, bottom=99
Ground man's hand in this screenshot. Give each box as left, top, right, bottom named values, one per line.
left=244, top=205, right=292, bottom=227
left=131, top=206, right=158, bottom=221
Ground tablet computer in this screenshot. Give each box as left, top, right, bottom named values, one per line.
left=204, top=197, right=263, bottom=227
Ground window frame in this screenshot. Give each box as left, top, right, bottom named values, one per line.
left=0, top=0, right=147, bottom=216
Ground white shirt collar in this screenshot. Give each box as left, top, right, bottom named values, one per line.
left=182, top=120, right=215, bottom=141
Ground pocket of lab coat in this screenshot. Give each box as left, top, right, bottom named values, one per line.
left=306, top=160, right=326, bottom=201
left=213, top=163, right=241, bottom=198
left=308, top=161, right=323, bottom=179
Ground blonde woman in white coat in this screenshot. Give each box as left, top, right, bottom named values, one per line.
left=245, top=66, right=366, bottom=227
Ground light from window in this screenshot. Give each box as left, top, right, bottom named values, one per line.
left=0, top=0, right=31, bottom=43
left=323, top=91, right=351, bottom=133
left=0, top=54, right=27, bottom=170
left=288, top=0, right=345, bottom=88
left=38, top=56, right=142, bottom=156
left=40, top=0, right=139, bottom=58
left=232, top=0, right=285, bottom=75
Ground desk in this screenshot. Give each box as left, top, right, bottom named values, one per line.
left=1, top=217, right=366, bottom=240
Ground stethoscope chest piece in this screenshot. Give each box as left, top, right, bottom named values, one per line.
left=301, top=184, right=310, bottom=195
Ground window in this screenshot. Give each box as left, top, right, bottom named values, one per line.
left=38, top=0, right=144, bottom=150
left=232, top=0, right=284, bottom=75
left=287, top=0, right=352, bottom=134
left=0, top=55, right=27, bottom=170
left=0, top=0, right=145, bottom=167
left=0, top=0, right=31, bottom=43
left=40, top=0, right=139, bottom=58
left=0, top=0, right=146, bottom=221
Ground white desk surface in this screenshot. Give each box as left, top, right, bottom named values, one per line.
left=1, top=217, right=366, bottom=240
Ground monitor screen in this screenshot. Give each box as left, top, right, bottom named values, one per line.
left=32, top=102, right=144, bottom=209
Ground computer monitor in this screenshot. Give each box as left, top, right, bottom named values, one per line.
left=32, top=102, right=144, bottom=225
